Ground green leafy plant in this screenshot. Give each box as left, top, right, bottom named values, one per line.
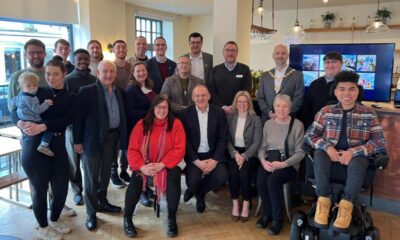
left=376, top=7, right=392, bottom=21
left=321, top=11, right=336, bottom=22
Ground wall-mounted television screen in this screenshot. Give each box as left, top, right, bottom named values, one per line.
left=289, top=43, right=395, bottom=102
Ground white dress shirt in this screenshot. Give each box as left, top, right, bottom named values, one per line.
left=234, top=116, right=246, bottom=147
left=196, top=105, right=210, bottom=153
left=190, top=53, right=205, bottom=80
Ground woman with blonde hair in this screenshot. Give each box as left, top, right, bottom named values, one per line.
left=227, top=91, right=262, bottom=222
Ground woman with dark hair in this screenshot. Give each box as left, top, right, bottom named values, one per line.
left=123, top=95, right=186, bottom=238
left=13, top=56, right=77, bottom=240
left=124, top=61, right=157, bottom=205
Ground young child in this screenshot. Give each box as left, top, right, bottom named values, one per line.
left=12, top=72, right=55, bottom=157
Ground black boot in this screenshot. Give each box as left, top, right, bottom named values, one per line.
left=267, top=220, right=283, bottom=235
left=124, top=214, right=137, bottom=238
left=167, top=213, right=178, bottom=237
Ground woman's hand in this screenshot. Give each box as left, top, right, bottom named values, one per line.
left=152, top=162, right=166, bottom=174
left=74, top=144, right=83, bottom=154
left=22, top=122, right=47, bottom=136
left=140, top=164, right=155, bottom=176
left=271, top=161, right=287, bottom=170
left=234, top=152, right=245, bottom=169
left=261, top=160, right=275, bottom=172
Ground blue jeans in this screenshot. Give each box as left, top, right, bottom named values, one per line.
left=313, top=149, right=369, bottom=202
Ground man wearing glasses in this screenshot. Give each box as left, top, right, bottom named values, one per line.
left=160, top=55, right=204, bottom=113
left=146, top=36, right=176, bottom=94
left=184, top=32, right=213, bottom=86
left=209, top=41, right=251, bottom=114
left=302, top=51, right=343, bottom=129
left=8, top=39, right=48, bottom=111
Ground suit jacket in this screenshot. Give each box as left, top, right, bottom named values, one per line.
left=124, top=84, right=152, bottom=134
left=184, top=51, right=213, bottom=86
left=160, top=73, right=204, bottom=113
left=74, top=80, right=127, bottom=157
left=226, top=113, right=262, bottom=159
left=179, top=104, right=228, bottom=163
left=146, top=57, right=176, bottom=94
left=256, top=67, right=304, bottom=122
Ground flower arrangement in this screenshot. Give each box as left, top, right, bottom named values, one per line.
left=250, top=69, right=263, bottom=96
left=376, top=7, right=392, bottom=24
left=321, top=11, right=336, bottom=22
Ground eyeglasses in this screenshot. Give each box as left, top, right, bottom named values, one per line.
left=154, top=43, right=166, bottom=47
left=190, top=41, right=202, bottom=45
left=155, top=105, right=168, bottom=110
left=237, top=100, right=248, bottom=104
left=178, top=62, right=190, bottom=65
left=224, top=48, right=238, bottom=53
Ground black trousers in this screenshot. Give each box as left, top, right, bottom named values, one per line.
left=21, top=133, right=69, bottom=228
left=111, top=149, right=128, bottom=175
left=83, top=130, right=119, bottom=216
left=65, top=125, right=83, bottom=195
left=228, top=158, right=253, bottom=201
left=185, top=153, right=228, bottom=198
left=124, top=166, right=181, bottom=216
left=257, top=165, right=297, bottom=221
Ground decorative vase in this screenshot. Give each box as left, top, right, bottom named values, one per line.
left=324, top=20, right=333, bottom=28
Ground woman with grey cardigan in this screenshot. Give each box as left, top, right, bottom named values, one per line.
left=227, top=91, right=262, bottom=223
left=256, top=94, right=305, bottom=236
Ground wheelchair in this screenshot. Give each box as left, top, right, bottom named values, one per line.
left=289, top=146, right=388, bottom=240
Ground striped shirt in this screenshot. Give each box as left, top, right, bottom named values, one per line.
left=304, top=103, right=386, bottom=157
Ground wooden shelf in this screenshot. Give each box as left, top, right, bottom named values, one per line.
left=395, top=49, right=400, bottom=54
left=304, top=24, right=400, bottom=33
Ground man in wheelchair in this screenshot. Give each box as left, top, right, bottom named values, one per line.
left=304, top=71, right=387, bottom=232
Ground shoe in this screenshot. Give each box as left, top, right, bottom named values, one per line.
left=267, top=220, right=283, bottom=235
left=37, top=146, right=55, bottom=157
left=61, top=205, right=77, bottom=217
left=167, top=214, right=178, bottom=237
left=111, top=174, right=125, bottom=189
left=140, top=192, right=152, bottom=207
left=146, top=187, right=155, bottom=199
left=196, top=195, right=206, bottom=213
left=86, top=215, right=97, bottom=231
left=231, top=215, right=240, bottom=222
left=50, top=220, right=71, bottom=234
left=120, top=171, right=131, bottom=184
left=183, top=189, right=194, bottom=202
left=256, top=215, right=271, bottom=229
left=73, top=194, right=84, bottom=205
left=314, top=196, right=331, bottom=228
left=333, top=199, right=353, bottom=231
left=36, top=226, right=62, bottom=240
left=240, top=215, right=249, bottom=223
left=99, top=203, right=122, bottom=213
left=124, top=215, right=137, bottom=238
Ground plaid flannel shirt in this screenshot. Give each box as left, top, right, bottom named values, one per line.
left=304, top=103, right=386, bottom=157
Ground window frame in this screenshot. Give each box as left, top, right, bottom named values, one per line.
left=135, top=16, right=163, bottom=58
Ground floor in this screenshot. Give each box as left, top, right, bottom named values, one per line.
left=0, top=180, right=399, bottom=240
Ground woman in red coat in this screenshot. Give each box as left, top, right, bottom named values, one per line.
left=123, top=95, right=186, bottom=238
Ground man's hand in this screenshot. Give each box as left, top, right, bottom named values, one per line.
left=74, top=144, right=83, bottom=154
left=338, top=150, right=353, bottom=165
left=194, top=159, right=208, bottom=172
left=223, top=105, right=233, bottom=114
left=326, top=146, right=340, bottom=162
left=204, top=159, right=218, bottom=173
left=45, top=99, right=54, bottom=105
left=22, top=122, right=46, bottom=136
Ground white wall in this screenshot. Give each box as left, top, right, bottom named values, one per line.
left=0, top=0, right=78, bottom=24
left=250, top=2, right=400, bottom=72
left=188, top=16, right=214, bottom=54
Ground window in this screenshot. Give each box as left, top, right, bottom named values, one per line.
left=135, top=16, right=163, bottom=58
left=0, top=18, right=73, bottom=127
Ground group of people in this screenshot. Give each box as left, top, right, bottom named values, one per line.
left=7, top=32, right=386, bottom=240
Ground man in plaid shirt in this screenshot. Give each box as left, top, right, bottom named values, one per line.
left=304, top=71, right=386, bottom=231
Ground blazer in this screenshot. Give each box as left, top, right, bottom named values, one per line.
left=74, top=81, right=127, bottom=157
left=256, top=67, right=304, bottom=122
left=227, top=113, right=262, bottom=159
left=124, top=84, right=152, bottom=134
left=179, top=104, right=228, bottom=163
left=160, top=73, right=204, bottom=113
left=183, top=51, right=213, bottom=86
left=146, top=57, right=177, bottom=94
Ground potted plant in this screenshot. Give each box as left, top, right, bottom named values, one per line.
left=376, top=7, right=392, bottom=24
left=321, top=11, right=336, bottom=28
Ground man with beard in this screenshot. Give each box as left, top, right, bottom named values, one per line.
left=8, top=39, right=48, bottom=111
left=128, top=36, right=149, bottom=64
left=87, top=40, right=104, bottom=77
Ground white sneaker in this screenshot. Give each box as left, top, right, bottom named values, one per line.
left=36, top=226, right=62, bottom=240
left=61, top=205, right=77, bottom=217
left=50, top=220, right=71, bottom=234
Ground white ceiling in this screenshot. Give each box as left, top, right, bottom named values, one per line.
left=126, top=0, right=400, bottom=16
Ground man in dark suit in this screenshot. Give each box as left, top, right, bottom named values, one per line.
left=184, top=32, right=213, bottom=86
left=146, top=36, right=176, bottom=94
left=257, top=44, right=304, bottom=123
left=180, top=85, right=228, bottom=213
left=74, top=60, right=127, bottom=231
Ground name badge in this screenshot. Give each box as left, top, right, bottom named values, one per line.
left=236, top=74, right=243, bottom=78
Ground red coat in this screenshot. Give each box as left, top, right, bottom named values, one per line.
left=128, top=118, right=186, bottom=170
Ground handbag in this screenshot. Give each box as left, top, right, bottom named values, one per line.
left=265, top=117, right=295, bottom=162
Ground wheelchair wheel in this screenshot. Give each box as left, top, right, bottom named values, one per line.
left=290, top=211, right=307, bottom=240
left=365, top=227, right=380, bottom=240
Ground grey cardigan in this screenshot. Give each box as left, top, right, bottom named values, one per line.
left=258, top=118, right=305, bottom=171
left=227, top=113, right=262, bottom=159
left=160, top=73, right=204, bottom=113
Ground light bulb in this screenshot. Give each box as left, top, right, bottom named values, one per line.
left=257, top=6, right=264, bottom=14
left=323, top=0, right=328, bottom=3
left=294, top=26, right=300, bottom=32
left=374, top=21, right=381, bottom=28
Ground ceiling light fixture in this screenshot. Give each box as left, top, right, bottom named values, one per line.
left=257, top=0, right=264, bottom=14
left=366, top=0, right=390, bottom=33
left=250, top=0, right=277, bottom=44
left=286, top=0, right=305, bottom=44
left=323, top=0, right=329, bottom=3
